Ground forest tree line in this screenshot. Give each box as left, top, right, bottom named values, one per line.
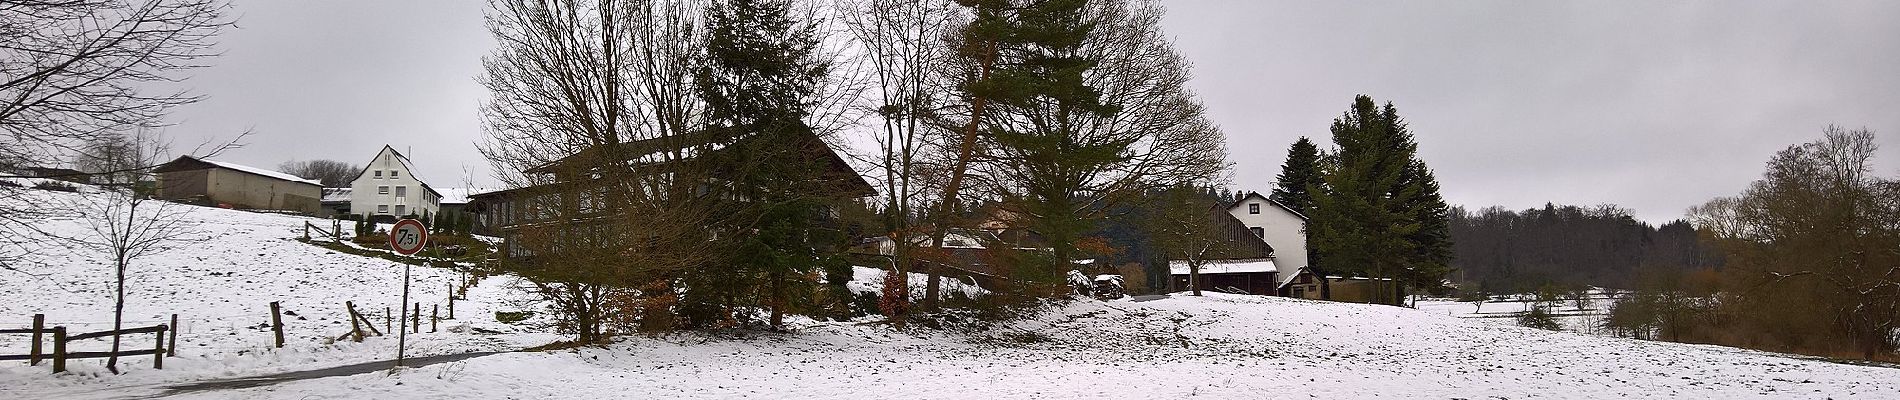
left=1447, top=204, right=1723, bottom=294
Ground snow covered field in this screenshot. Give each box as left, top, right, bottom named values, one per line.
left=6, top=184, right=1900, bottom=399
left=169, top=294, right=1900, bottom=399
left=1415, top=291, right=1621, bottom=334
left=0, top=184, right=559, bottom=397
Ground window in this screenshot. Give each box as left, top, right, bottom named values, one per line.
left=395, top=186, right=407, bottom=197
left=1250, top=227, right=1264, bottom=238
left=378, top=186, right=389, bottom=194
left=377, top=205, right=389, bottom=214
left=374, top=170, right=383, bottom=179
left=396, top=205, right=406, bottom=215
left=1249, top=203, right=1260, bottom=214
left=392, top=170, right=400, bottom=178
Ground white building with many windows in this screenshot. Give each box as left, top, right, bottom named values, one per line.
left=348, top=145, right=441, bottom=219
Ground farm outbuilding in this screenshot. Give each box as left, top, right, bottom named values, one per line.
left=152, top=156, right=323, bottom=214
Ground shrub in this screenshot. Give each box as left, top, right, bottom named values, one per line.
left=851, top=291, right=881, bottom=319
left=495, top=311, right=535, bottom=324
left=32, top=180, right=76, bottom=192
left=1517, top=306, right=1562, bottom=331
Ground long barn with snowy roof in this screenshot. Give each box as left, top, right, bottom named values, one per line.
left=153, top=155, right=324, bottom=213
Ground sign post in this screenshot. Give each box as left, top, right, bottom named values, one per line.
left=389, top=219, right=428, bottom=367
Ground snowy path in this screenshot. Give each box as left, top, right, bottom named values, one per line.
left=156, top=351, right=508, bottom=396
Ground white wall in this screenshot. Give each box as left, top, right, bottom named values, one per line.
left=1229, top=195, right=1306, bottom=280
left=348, top=147, right=439, bottom=217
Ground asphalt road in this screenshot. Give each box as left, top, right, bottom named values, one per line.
left=154, top=351, right=506, bottom=397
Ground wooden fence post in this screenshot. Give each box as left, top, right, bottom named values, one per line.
left=168, top=314, right=178, bottom=357
left=51, top=327, right=66, bottom=373
left=447, top=282, right=455, bottom=319
left=303, top=223, right=310, bottom=240
left=412, top=303, right=420, bottom=334
left=30, top=314, right=43, bottom=366
left=270, top=301, right=285, bottom=348
left=384, top=306, right=391, bottom=333
left=431, top=305, right=439, bottom=333
left=346, top=301, right=364, bottom=342
left=153, top=325, right=166, bottom=370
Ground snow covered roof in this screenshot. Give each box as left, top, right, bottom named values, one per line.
left=439, top=188, right=496, bottom=205
left=201, top=159, right=320, bottom=185
left=1228, top=191, right=1308, bottom=221
left=1170, top=258, right=1278, bottom=275
left=154, top=156, right=322, bottom=186
left=322, top=188, right=352, bottom=203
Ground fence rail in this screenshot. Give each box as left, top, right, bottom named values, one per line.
left=4, top=313, right=176, bottom=373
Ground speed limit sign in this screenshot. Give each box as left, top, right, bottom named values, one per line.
left=389, top=219, right=428, bottom=255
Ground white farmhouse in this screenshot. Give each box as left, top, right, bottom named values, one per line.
left=1226, top=191, right=1308, bottom=282
left=348, top=145, right=442, bottom=219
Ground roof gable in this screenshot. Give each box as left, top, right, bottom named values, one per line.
left=1228, top=191, right=1307, bottom=221
left=352, top=145, right=442, bottom=197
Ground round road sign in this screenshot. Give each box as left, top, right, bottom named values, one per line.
left=389, top=219, right=428, bottom=255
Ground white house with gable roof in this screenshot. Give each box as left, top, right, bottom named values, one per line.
left=349, top=145, right=441, bottom=219
left=1227, top=192, right=1307, bottom=283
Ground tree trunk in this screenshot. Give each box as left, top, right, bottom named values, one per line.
left=1189, top=262, right=1202, bottom=296
left=924, top=39, right=996, bottom=309
left=107, top=251, right=126, bottom=373
left=770, top=271, right=784, bottom=330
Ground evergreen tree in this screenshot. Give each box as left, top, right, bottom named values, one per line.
left=1270, top=136, right=1322, bottom=215
left=965, top=0, right=1118, bottom=285
left=687, top=0, right=832, bottom=329
left=1308, top=95, right=1445, bottom=305
left=1398, top=159, right=1453, bottom=293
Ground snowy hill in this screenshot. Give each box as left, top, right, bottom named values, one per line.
left=0, top=183, right=557, bottom=396
left=5, top=184, right=1900, bottom=399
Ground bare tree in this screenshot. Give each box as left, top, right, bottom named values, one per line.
left=62, top=131, right=194, bottom=373
left=1146, top=185, right=1247, bottom=296
left=838, top=0, right=963, bottom=311
left=278, top=159, right=361, bottom=188
left=1, top=0, right=231, bottom=271
left=1693, top=125, right=1900, bottom=360
left=1, top=0, right=232, bottom=173
left=478, top=0, right=730, bottom=340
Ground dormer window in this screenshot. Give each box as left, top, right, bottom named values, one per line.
left=1249, top=203, right=1260, bottom=214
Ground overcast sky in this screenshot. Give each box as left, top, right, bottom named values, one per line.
left=165, top=1, right=1900, bottom=224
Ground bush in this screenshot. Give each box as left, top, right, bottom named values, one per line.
left=32, top=180, right=76, bottom=192
left=851, top=291, right=881, bottom=319
left=495, top=311, right=535, bottom=324
left=1517, top=306, right=1562, bottom=331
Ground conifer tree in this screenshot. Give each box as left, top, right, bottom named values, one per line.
left=1308, top=95, right=1451, bottom=304
left=1271, top=136, right=1322, bottom=215
left=963, top=0, right=1116, bottom=285
left=1398, top=159, right=1453, bottom=294
left=690, top=0, right=832, bottom=329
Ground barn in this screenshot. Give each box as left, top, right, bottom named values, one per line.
left=152, top=156, right=323, bottom=213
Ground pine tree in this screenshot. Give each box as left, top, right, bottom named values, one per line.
left=1398, top=159, right=1453, bottom=294
left=689, top=0, right=832, bottom=330
left=1271, top=136, right=1322, bottom=214
left=1308, top=95, right=1434, bottom=305
left=965, top=0, right=1117, bottom=285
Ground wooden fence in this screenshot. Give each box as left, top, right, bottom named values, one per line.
left=2, top=314, right=174, bottom=373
